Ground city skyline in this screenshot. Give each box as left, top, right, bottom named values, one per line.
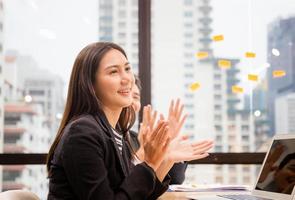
left=4, top=0, right=295, bottom=93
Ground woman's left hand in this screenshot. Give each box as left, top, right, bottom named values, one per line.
left=166, top=135, right=214, bottom=163
left=161, top=99, right=187, bottom=140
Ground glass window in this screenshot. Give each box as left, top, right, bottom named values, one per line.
left=1, top=0, right=295, bottom=192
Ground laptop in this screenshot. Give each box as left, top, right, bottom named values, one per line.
left=188, top=134, right=295, bottom=200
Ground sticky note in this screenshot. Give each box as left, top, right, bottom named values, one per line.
left=212, top=35, right=224, bottom=42
left=190, top=82, right=200, bottom=91
left=232, top=85, right=244, bottom=94
left=195, top=52, right=209, bottom=59
left=272, top=70, right=286, bottom=78
left=245, top=52, right=256, bottom=58
left=218, top=60, right=231, bottom=69
left=248, top=74, right=259, bottom=81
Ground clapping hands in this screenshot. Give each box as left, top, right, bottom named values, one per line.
left=136, top=99, right=213, bottom=169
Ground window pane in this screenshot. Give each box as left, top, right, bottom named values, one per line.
left=151, top=0, right=295, bottom=184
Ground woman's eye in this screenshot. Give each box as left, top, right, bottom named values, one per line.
left=125, top=66, right=131, bottom=72
left=110, top=70, right=117, bottom=74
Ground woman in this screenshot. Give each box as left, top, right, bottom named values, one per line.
left=47, top=42, right=212, bottom=199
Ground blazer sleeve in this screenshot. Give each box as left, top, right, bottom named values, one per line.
left=168, top=162, right=188, bottom=184
left=61, top=120, right=160, bottom=200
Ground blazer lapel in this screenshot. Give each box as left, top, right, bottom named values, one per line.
left=93, top=112, right=129, bottom=177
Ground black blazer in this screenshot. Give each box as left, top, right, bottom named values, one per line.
left=129, top=130, right=188, bottom=184
left=48, top=113, right=170, bottom=200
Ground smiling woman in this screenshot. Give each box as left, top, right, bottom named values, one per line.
left=94, top=49, right=134, bottom=115
left=45, top=42, right=212, bottom=199
left=46, top=42, right=172, bottom=200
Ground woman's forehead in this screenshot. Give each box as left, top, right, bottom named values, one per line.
left=100, top=49, right=128, bottom=68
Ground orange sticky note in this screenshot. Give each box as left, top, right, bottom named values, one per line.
left=190, top=82, right=200, bottom=91
left=212, top=35, right=224, bottom=42
left=218, top=59, right=231, bottom=69
left=232, top=85, right=244, bottom=94
left=272, top=70, right=286, bottom=78
left=195, top=52, right=209, bottom=59
left=245, top=52, right=256, bottom=58
left=248, top=74, right=259, bottom=81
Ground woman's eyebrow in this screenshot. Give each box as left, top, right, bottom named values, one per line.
left=105, top=62, right=130, bottom=70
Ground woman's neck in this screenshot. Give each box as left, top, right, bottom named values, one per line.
left=101, top=106, right=122, bottom=129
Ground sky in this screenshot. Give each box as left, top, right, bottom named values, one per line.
left=4, top=0, right=98, bottom=88
left=3, top=0, right=295, bottom=93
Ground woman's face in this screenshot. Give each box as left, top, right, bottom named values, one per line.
left=132, top=84, right=141, bottom=113
left=94, top=49, right=134, bottom=111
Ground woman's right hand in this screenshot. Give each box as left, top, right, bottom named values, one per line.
left=141, top=120, right=171, bottom=171
left=136, top=105, right=158, bottom=161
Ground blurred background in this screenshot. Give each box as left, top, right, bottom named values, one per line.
left=0, top=0, right=295, bottom=199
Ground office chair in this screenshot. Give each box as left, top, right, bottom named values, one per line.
left=0, top=190, right=40, bottom=200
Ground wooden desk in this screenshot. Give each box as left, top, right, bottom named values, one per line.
left=158, top=192, right=193, bottom=200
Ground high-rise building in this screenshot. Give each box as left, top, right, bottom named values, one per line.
left=3, top=51, right=64, bottom=137
left=211, top=58, right=256, bottom=185
left=275, top=93, right=295, bottom=133
left=0, top=0, right=4, bottom=192
left=98, top=0, right=139, bottom=73
left=3, top=103, right=50, bottom=198
left=244, top=81, right=271, bottom=149
left=267, top=16, right=295, bottom=135
left=1, top=52, right=63, bottom=194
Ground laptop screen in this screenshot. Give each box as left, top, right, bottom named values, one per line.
left=255, top=138, right=295, bottom=195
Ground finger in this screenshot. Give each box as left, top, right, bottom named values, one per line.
left=168, top=100, right=174, bottom=118
left=174, top=98, right=181, bottom=118
left=146, top=105, right=151, bottom=124
left=138, top=123, right=144, bottom=143
left=142, top=106, right=149, bottom=126
left=157, top=125, right=169, bottom=143
left=183, top=152, right=209, bottom=162
left=193, top=143, right=214, bottom=154
left=191, top=140, right=213, bottom=148
left=191, top=153, right=209, bottom=160
left=193, top=144, right=213, bottom=155
left=162, top=135, right=171, bottom=152
left=145, top=126, right=151, bottom=141
left=175, top=114, right=187, bottom=134
left=150, top=110, right=158, bottom=130
left=141, top=125, right=148, bottom=144
left=160, top=113, right=165, bottom=120
left=150, top=120, right=165, bottom=141
left=154, top=122, right=169, bottom=142
left=175, top=104, right=184, bottom=121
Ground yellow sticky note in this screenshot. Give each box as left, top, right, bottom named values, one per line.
left=272, top=70, right=286, bottom=78
left=190, top=82, right=200, bottom=91
left=218, top=59, right=231, bottom=69
left=195, top=51, right=209, bottom=59
left=248, top=74, right=259, bottom=81
left=245, top=52, right=256, bottom=58
left=232, top=85, right=244, bottom=94
left=212, top=35, right=224, bottom=42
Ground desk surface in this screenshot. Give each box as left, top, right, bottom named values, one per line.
left=159, top=191, right=250, bottom=200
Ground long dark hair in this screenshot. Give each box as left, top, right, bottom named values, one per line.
left=46, top=42, right=135, bottom=172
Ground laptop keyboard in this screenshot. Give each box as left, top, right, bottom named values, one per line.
left=218, top=194, right=272, bottom=200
